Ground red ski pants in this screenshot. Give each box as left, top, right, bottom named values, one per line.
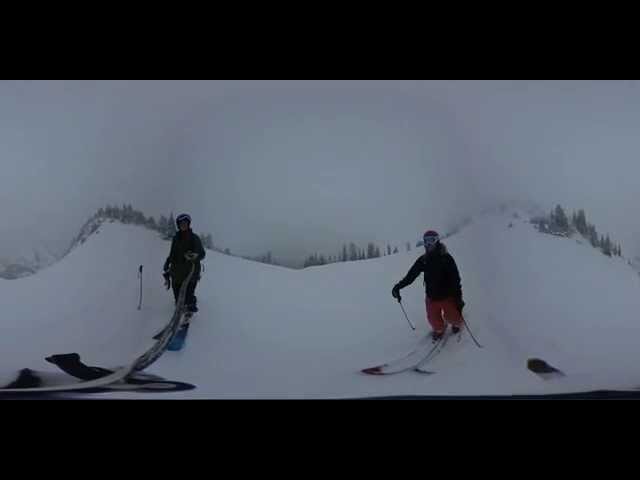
left=426, top=297, right=462, bottom=334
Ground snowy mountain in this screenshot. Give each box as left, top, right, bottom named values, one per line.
left=2, top=210, right=640, bottom=398
left=0, top=247, right=59, bottom=279
left=0, top=263, right=37, bottom=279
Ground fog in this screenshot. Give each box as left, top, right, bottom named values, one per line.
left=1, top=80, right=638, bottom=268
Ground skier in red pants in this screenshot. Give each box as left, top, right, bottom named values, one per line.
left=392, top=230, right=465, bottom=341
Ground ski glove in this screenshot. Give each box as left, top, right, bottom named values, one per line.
left=392, top=284, right=402, bottom=302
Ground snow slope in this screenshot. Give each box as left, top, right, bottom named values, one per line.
left=3, top=212, right=640, bottom=398
left=0, top=221, right=171, bottom=386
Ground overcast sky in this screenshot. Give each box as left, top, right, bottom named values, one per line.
left=1, top=80, right=639, bottom=266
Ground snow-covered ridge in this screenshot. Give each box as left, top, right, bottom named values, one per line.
left=3, top=209, right=640, bottom=398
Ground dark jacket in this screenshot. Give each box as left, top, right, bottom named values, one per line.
left=396, top=243, right=462, bottom=301
left=163, top=229, right=206, bottom=283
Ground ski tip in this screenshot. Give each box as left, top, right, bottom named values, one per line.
left=361, top=367, right=384, bottom=375
left=527, top=358, right=558, bottom=373
left=527, top=358, right=565, bottom=377
left=45, top=353, right=81, bottom=363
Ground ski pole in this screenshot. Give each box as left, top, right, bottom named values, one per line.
left=398, top=299, right=416, bottom=331
left=461, top=313, right=483, bottom=348
left=138, top=265, right=143, bottom=310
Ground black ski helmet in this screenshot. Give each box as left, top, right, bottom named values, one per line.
left=176, top=213, right=191, bottom=228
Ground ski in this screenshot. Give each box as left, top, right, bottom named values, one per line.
left=168, top=313, right=192, bottom=351
left=413, top=329, right=454, bottom=374
left=131, top=263, right=195, bottom=369
left=0, top=365, right=135, bottom=394
left=0, top=264, right=197, bottom=395
left=0, top=367, right=196, bottom=394
left=361, top=330, right=451, bottom=376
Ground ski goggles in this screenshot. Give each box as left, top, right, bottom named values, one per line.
left=423, top=235, right=439, bottom=248
left=176, top=214, right=191, bottom=224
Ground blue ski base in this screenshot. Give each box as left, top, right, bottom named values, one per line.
left=168, top=314, right=192, bottom=351
left=168, top=325, right=189, bottom=351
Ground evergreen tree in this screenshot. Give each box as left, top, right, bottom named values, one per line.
left=603, top=235, right=612, bottom=256
left=588, top=224, right=599, bottom=247
left=576, top=209, right=588, bottom=236
left=349, top=243, right=358, bottom=261
left=553, top=204, right=569, bottom=234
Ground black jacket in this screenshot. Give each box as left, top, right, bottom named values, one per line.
left=396, top=243, right=462, bottom=301
left=163, top=229, right=206, bottom=283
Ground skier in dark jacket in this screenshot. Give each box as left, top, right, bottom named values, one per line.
left=163, top=213, right=206, bottom=313
left=392, top=230, right=464, bottom=341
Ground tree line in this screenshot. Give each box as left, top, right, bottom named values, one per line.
left=75, top=205, right=459, bottom=269
left=531, top=205, right=622, bottom=257
left=303, top=242, right=413, bottom=268
left=86, top=204, right=216, bottom=250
